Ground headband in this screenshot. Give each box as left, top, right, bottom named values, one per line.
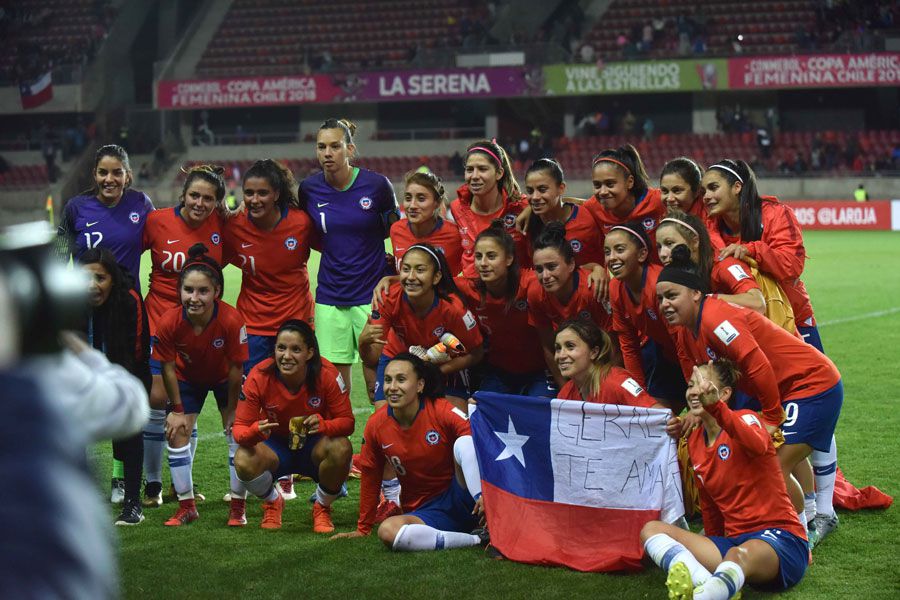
left=709, top=163, right=744, bottom=184
left=609, top=225, right=647, bottom=250
left=592, top=157, right=632, bottom=175
left=468, top=146, right=502, bottom=166
left=657, top=265, right=704, bottom=292
left=406, top=244, right=443, bottom=272
left=660, top=217, right=699, bottom=239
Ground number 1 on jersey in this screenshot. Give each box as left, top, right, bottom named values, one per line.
left=320, top=212, right=327, bottom=233
left=239, top=254, right=257, bottom=276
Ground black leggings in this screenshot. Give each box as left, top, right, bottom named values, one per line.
left=112, top=433, right=144, bottom=502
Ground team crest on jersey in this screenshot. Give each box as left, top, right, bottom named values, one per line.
left=706, top=346, right=717, bottom=360
left=212, top=337, right=225, bottom=349
left=308, top=396, right=322, bottom=408
left=425, top=429, right=441, bottom=445
left=284, top=236, right=298, bottom=250
left=359, top=196, right=373, bottom=210
left=211, top=232, right=221, bottom=245
left=579, top=310, right=591, bottom=320
left=515, top=299, right=528, bottom=311
left=642, top=218, right=656, bottom=231
left=129, top=211, right=140, bottom=224
left=646, top=308, right=658, bottom=320
left=717, top=444, right=731, bottom=461
left=569, top=239, right=583, bottom=253
left=503, top=214, right=516, bottom=228
left=432, top=326, right=445, bottom=337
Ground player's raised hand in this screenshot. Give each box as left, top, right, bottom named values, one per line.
left=303, top=413, right=321, bottom=435
left=692, top=364, right=720, bottom=406
left=257, top=419, right=279, bottom=434
left=371, top=275, right=399, bottom=310
left=359, top=323, right=388, bottom=346
left=165, top=412, right=191, bottom=442
left=718, top=243, right=750, bottom=262
left=585, top=263, right=610, bottom=303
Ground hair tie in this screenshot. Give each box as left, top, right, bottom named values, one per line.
left=592, top=156, right=632, bottom=175
left=468, top=146, right=502, bottom=166
left=609, top=225, right=647, bottom=250
left=660, top=217, right=699, bottom=239
left=406, top=244, right=443, bottom=272
left=709, top=163, right=744, bottom=184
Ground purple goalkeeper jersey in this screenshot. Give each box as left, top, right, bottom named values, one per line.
left=299, top=168, right=397, bottom=306
left=60, top=189, right=154, bottom=290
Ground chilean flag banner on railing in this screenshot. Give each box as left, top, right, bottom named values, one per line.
left=470, top=392, right=684, bottom=572
left=19, top=72, right=53, bottom=110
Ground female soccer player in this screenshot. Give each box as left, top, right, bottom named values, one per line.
left=156, top=245, right=247, bottom=527
left=655, top=255, right=843, bottom=521
left=702, top=160, right=841, bottom=537
left=528, top=222, right=613, bottom=388
left=555, top=319, right=658, bottom=408
left=455, top=222, right=553, bottom=397
left=233, top=320, right=354, bottom=532
left=655, top=211, right=765, bottom=314
left=604, top=223, right=685, bottom=408
left=583, top=144, right=666, bottom=263
left=224, top=159, right=314, bottom=372
left=660, top=157, right=706, bottom=218
left=79, top=248, right=151, bottom=525
left=331, top=353, right=485, bottom=552
left=57, top=144, right=154, bottom=501
left=360, top=244, right=484, bottom=410
left=641, top=362, right=809, bottom=600
left=298, top=118, right=398, bottom=400
left=390, top=170, right=462, bottom=275
left=450, top=139, right=529, bottom=277
left=141, top=164, right=229, bottom=507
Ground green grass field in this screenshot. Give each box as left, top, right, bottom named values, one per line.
left=94, top=231, right=900, bottom=599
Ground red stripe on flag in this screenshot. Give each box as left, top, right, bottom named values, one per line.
left=483, top=481, right=659, bottom=572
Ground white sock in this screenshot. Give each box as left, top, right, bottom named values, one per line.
left=227, top=433, right=247, bottom=499
left=798, top=509, right=809, bottom=537
left=803, top=492, right=817, bottom=524
left=392, top=523, right=479, bottom=552
left=190, top=424, right=198, bottom=458
left=315, top=484, right=339, bottom=507
left=382, top=478, right=401, bottom=503
left=142, top=408, right=166, bottom=483
left=812, top=436, right=838, bottom=516
left=695, top=561, right=745, bottom=600
left=644, top=533, right=712, bottom=585
left=453, top=436, right=483, bottom=500
left=241, top=471, right=278, bottom=501
left=167, top=444, right=193, bottom=500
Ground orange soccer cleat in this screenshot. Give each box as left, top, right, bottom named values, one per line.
left=227, top=497, right=247, bottom=527
left=374, top=498, right=402, bottom=523
left=164, top=499, right=199, bottom=527
left=312, top=501, right=335, bottom=533
left=260, top=493, right=285, bottom=530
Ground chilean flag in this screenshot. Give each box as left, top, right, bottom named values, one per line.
left=19, top=72, right=53, bottom=110
left=471, top=392, right=684, bottom=572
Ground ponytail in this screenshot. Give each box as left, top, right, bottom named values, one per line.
left=708, top=159, right=762, bottom=241
left=591, top=143, right=650, bottom=200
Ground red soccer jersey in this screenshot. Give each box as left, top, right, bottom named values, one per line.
left=689, top=402, right=807, bottom=540
left=558, top=367, right=656, bottom=408
left=142, top=208, right=227, bottom=333
left=708, top=196, right=815, bottom=326
left=584, top=187, right=666, bottom=264
left=222, top=207, right=315, bottom=335
left=610, top=264, right=679, bottom=385
left=672, top=297, right=840, bottom=426
left=371, top=283, right=484, bottom=358
left=450, top=186, right=531, bottom=278
left=233, top=357, right=354, bottom=446
left=390, top=217, right=463, bottom=276
left=527, top=268, right=613, bottom=332
left=710, top=257, right=760, bottom=296
left=356, top=398, right=471, bottom=533
left=454, top=271, right=545, bottom=374
left=562, top=204, right=605, bottom=267
left=152, top=301, right=248, bottom=386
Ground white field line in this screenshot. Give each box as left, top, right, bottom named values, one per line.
left=817, top=306, right=900, bottom=328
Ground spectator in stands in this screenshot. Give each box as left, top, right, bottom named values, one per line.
left=757, top=128, right=773, bottom=160
left=621, top=110, right=636, bottom=135
left=449, top=151, right=465, bottom=178
left=642, top=118, right=655, bottom=142
left=854, top=183, right=868, bottom=202
left=891, top=143, right=900, bottom=169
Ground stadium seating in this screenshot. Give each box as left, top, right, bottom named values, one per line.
left=0, top=164, right=49, bottom=189
left=196, top=0, right=471, bottom=77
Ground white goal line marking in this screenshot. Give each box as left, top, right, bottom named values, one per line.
left=818, top=306, right=900, bottom=328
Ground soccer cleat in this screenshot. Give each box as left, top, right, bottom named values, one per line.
left=348, top=453, right=362, bottom=479
left=666, top=562, right=694, bottom=600
left=312, top=501, right=335, bottom=533
left=142, top=481, right=163, bottom=508
left=278, top=478, right=297, bottom=501
left=374, top=499, right=402, bottom=523
left=227, top=498, right=247, bottom=527
left=164, top=500, right=199, bottom=526
left=260, top=493, right=285, bottom=530
left=811, top=512, right=839, bottom=546
left=307, top=482, right=349, bottom=504
left=110, top=478, right=125, bottom=504
left=114, top=499, right=145, bottom=526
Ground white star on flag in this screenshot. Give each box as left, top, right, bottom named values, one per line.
left=494, top=415, right=529, bottom=467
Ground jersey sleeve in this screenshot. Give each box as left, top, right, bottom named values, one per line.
left=713, top=258, right=761, bottom=295
left=377, top=175, right=399, bottom=235
left=225, top=311, right=249, bottom=365
left=612, top=293, right=646, bottom=385
left=371, top=283, right=400, bottom=329
left=604, top=371, right=656, bottom=408
left=705, top=403, right=770, bottom=458
left=233, top=371, right=266, bottom=446
left=438, top=400, right=472, bottom=440
left=152, top=313, right=177, bottom=364
left=744, top=202, right=806, bottom=281
left=453, top=303, right=484, bottom=350
left=129, top=290, right=152, bottom=392
left=356, top=416, right=387, bottom=534
left=526, top=285, right=552, bottom=330
left=318, top=368, right=355, bottom=438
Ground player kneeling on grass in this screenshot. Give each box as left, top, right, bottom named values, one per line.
left=232, top=320, right=354, bottom=531
left=332, top=353, right=486, bottom=551
left=641, top=362, right=809, bottom=600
